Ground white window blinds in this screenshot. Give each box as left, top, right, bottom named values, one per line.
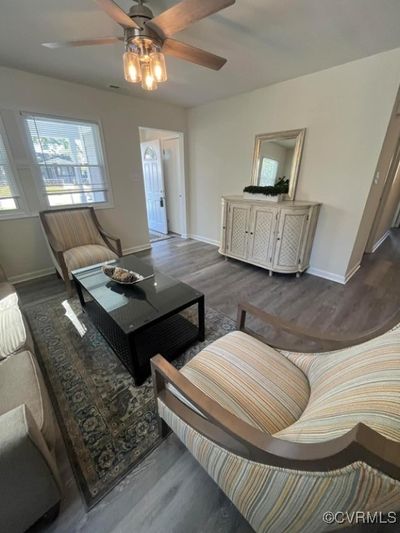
left=0, top=127, right=19, bottom=211
left=24, top=114, right=108, bottom=207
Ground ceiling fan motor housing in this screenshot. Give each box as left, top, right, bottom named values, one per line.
left=125, top=2, right=163, bottom=48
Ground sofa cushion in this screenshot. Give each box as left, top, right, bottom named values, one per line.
left=0, top=350, right=56, bottom=450
left=276, top=325, right=400, bottom=443
left=0, top=281, right=18, bottom=310
left=64, top=244, right=118, bottom=273
left=0, top=305, right=27, bottom=359
left=180, top=331, right=310, bottom=434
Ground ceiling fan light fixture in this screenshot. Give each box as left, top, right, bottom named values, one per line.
left=141, top=61, right=158, bottom=91
left=123, top=50, right=142, bottom=83
left=47, top=0, right=234, bottom=92
left=149, top=51, right=167, bottom=83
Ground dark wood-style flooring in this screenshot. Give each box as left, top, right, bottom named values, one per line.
left=17, top=230, right=400, bottom=533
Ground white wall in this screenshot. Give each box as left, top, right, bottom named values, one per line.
left=187, top=48, right=400, bottom=280
left=0, top=67, right=187, bottom=281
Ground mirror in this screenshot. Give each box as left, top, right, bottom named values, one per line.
left=251, top=129, right=306, bottom=200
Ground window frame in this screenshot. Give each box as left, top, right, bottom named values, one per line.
left=0, top=116, right=28, bottom=220
left=21, top=112, right=114, bottom=211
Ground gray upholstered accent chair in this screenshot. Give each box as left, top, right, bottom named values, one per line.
left=0, top=265, right=61, bottom=532
left=40, top=206, right=122, bottom=296
left=152, top=302, right=400, bottom=532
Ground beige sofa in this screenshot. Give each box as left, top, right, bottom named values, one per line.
left=0, top=264, right=61, bottom=532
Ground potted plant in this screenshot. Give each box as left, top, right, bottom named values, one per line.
left=243, top=178, right=289, bottom=202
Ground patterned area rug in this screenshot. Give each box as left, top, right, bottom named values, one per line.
left=24, top=296, right=235, bottom=508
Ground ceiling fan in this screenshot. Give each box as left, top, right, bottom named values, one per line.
left=42, top=0, right=236, bottom=91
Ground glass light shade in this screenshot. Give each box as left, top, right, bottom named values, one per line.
left=123, top=51, right=142, bottom=83
left=141, top=62, right=158, bottom=91
left=150, top=52, right=167, bottom=83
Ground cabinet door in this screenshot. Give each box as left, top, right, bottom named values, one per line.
left=226, top=203, right=250, bottom=259
left=247, top=206, right=277, bottom=267
left=273, top=208, right=309, bottom=272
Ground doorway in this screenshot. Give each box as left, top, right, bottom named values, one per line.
left=139, top=127, right=187, bottom=243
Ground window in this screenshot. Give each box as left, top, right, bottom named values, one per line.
left=0, top=121, right=21, bottom=213
left=259, top=157, right=279, bottom=187
left=23, top=114, right=110, bottom=207
left=144, top=146, right=156, bottom=160
left=55, top=165, right=75, bottom=178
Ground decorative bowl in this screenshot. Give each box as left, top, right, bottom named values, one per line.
left=102, top=265, right=151, bottom=285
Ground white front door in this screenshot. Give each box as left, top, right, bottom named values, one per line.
left=141, top=140, right=168, bottom=234
left=162, top=137, right=182, bottom=235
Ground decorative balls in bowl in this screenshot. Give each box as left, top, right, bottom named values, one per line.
left=102, top=265, right=144, bottom=285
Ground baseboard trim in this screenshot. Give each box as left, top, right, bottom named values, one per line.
left=344, top=263, right=361, bottom=283
left=306, top=263, right=361, bottom=284
left=306, top=267, right=347, bottom=285
left=10, top=244, right=152, bottom=284
left=371, top=230, right=390, bottom=253
left=123, top=243, right=151, bottom=255
left=188, top=234, right=220, bottom=247
left=9, top=267, right=55, bottom=284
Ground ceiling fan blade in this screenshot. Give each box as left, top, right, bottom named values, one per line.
left=95, top=0, right=140, bottom=29
left=162, top=38, right=227, bottom=70
left=148, top=0, right=235, bottom=37
left=42, top=37, right=123, bottom=49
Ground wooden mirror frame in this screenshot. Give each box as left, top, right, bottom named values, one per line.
left=251, top=128, right=306, bottom=200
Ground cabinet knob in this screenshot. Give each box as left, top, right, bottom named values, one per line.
left=277, top=237, right=281, bottom=241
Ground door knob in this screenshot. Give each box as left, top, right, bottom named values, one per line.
left=160, top=197, right=164, bottom=207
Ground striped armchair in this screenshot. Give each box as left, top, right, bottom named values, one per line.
left=40, top=207, right=122, bottom=296
left=152, top=303, right=400, bottom=532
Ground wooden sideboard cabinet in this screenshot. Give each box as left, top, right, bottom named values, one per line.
left=219, top=196, right=321, bottom=277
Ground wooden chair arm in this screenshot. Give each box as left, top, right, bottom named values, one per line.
left=237, top=301, right=400, bottom=352
left=97, top=227, right=119, bottom=242
left=90, top=208, right=122, bottom=256
left=97, top=227, right=122, bottom=256
left=151, top=354, right=400, bottom=479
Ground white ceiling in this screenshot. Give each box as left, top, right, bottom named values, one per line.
left=0, top=0, right=399, bottom=108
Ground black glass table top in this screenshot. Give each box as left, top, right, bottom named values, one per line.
left=72, top=255, right=203, bottom=334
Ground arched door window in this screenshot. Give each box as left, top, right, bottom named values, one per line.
left=144, top=146, right=157, bottom=161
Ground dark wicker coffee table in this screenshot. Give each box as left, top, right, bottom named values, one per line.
left=72, top=255, right=205, bottom=385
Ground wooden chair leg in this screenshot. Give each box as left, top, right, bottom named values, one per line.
left=158, top=417, right=169, bottom=438
left=64, top=276, right=73, bottom=298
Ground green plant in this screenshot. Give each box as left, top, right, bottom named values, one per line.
left=243, top=178, right=289, bottom=197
